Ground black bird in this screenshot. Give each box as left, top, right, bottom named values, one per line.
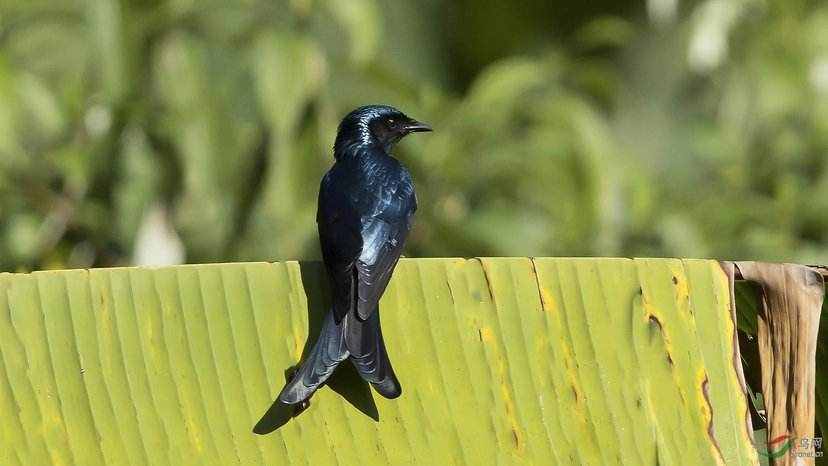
left=278, top=105, right=431, bottom=405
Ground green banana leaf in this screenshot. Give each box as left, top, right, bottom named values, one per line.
left=0, top=258, right=759, bottom=465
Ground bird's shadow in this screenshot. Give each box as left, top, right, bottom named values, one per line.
left=253, top=261, right=379, bottom=435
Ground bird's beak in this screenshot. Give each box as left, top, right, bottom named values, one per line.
left=403, top=119, right=432, bottom=133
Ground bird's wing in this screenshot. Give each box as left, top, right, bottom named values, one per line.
left=354, top=215, right=409, bottom=320
left=317, top=171, right=363, bottom=323
left=344, top=210, right=409, bottom=399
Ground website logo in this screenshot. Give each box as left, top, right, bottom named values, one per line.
left=758, top=435, right=823, bottom=460
left=758, top=434, right=792, bottom=459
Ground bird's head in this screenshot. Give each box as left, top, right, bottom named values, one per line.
left=334, top=104, right=432, bottom=158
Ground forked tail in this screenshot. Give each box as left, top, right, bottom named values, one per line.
left=277, top=308, right=401, bottom=404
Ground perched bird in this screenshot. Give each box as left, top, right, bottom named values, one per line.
left=278, top=105, right=431, bottom=405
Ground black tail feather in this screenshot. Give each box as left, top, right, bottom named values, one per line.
left=346, top=310, right=402, bottom=399
left=277, top=311, right=349, bottom=404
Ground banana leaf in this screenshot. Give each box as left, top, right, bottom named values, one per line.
left=0, top=258, right=760, bottom=465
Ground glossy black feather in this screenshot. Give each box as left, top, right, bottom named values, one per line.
left=277, top=311, right=349, bottom=404
left=347, top=310, right=401, bottom=398
left=277, top=105, right=427, bottom=404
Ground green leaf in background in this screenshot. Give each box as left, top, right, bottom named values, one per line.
left=234, top=30, right=328, bottom=260
left=324, top=0, right=381, bottom=66
left=2, top=0, right=828, bottom=268
left=114, top=127, right=161, bottom=249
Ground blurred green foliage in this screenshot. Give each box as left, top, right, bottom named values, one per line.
left=0, top=0, right=827, bottom=270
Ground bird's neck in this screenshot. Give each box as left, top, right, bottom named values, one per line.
left=333, top=123, right=391, bottom=160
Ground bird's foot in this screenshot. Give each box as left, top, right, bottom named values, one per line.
left=293, top=398, right=310, bottom=415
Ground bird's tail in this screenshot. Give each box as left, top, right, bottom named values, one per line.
left=277, top=310, right=349, bottom=404
left=345, top=310, right=402, bottom=399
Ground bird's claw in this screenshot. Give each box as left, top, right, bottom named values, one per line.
left=293, top=398, right=310, bottom=415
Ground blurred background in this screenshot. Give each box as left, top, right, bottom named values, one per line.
left=0, top=0, right=826, bottom=271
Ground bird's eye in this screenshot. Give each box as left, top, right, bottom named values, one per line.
left=387, top=119, right=396, bottom=127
